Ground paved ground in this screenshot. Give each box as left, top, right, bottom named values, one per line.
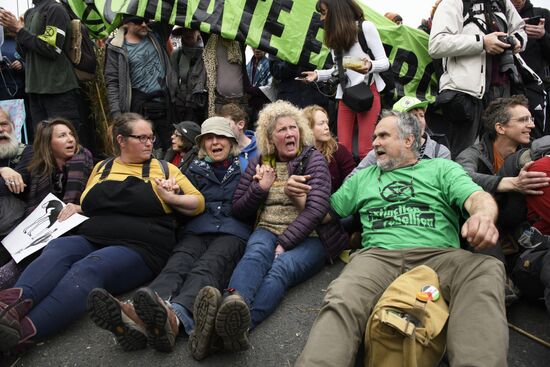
left=4, top=260, right=550, bottom=367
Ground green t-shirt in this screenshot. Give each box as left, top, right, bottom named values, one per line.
left=331, top=158, right=482, bottom=250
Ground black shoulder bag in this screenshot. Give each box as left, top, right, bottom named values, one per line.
left=337, top=47, right=374, bottom=113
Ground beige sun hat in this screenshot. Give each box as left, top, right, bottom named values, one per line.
left=195, top=117, right=237, bottom=144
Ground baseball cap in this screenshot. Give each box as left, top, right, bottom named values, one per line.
left=393, top=96, right=429, bottom=113
left=121, top=15, right=148, bottom=25
left=195, top=117, right=237, bottom=144
left=173, top=121, right=201, bottom=145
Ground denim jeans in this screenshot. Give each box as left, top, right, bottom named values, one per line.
left=15, top=236, right=154, bottom=339
left=228, top=228, right=325, bottom=328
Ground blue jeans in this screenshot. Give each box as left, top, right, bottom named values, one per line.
left=228, top=228, right=325, bottom=328
left=15, top=236, right=154, bottom=339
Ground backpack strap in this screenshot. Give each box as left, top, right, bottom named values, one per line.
left=98, top=157, right=115, bottom=180
left=158, top=159, right=170, bottom=179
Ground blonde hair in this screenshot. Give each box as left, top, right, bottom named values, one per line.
left=256, top=100, right=314, bottom=157
left=302, top=105, right=338, bottom=163
left=197, top=137, right=241, bottom=160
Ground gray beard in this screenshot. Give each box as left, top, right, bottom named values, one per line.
left=376, top=150, right=410, bottom=172
left=0, top=134, right=20, bottom=160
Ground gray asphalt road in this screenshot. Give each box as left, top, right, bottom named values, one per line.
left=5, top=260, right=550, bottom=366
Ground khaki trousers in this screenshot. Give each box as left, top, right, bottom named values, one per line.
left=295, top=247, right=508, bottom=367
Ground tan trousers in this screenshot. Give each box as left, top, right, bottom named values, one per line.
left=295, top=247, right=508, bottom=367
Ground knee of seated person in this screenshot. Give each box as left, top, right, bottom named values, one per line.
left=65, top=255, right=108, bottom=286
left=471, top=255, right=505, bottom=280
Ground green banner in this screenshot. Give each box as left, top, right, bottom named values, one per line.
left=62, top=0, right=437, bottom=102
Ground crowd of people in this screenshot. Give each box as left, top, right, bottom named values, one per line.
left=0, top=0, right=549, bottom=365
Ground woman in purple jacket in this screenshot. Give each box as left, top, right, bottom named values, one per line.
left=189, top=100, right=338, bottom=360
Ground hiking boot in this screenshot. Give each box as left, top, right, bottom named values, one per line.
left=214, top=289, right=251, bottom=353
left=189, top=286, right=222, bottom=360
left=133, top=287, right=179, bottom=353
left=0, top=288, right=33, bottom=352
left=87, top=288, right=147, bottom=351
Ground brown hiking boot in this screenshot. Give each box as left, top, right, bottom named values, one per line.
left=188, top=286, right=223, bottom=360
left=87, top=288, right=148, bottom=351
left=0, top=288, right=33, bottom=352
left=133, top=287, right=179, bottom=353
left=215, top=290, right=251, bottom=352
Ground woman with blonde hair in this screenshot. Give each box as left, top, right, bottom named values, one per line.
left=303, top=105, right=355, bottom=193
left=189, top=100, right=347, bottom=359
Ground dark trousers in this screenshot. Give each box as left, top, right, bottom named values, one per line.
left=29, top=90, right=82, bottom=139
left=149, top=233, right=245, bottom=313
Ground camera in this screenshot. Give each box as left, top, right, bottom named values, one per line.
left=497, top=35, right=520, bottom=84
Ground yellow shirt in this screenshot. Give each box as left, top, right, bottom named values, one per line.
left=81, top=158, right=205, bottom=215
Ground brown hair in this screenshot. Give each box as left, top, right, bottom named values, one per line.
left=29, top=118, right=80, bottom=177
left=303, top=105, right=338, bottom=163
left=317, top=0, right=364, bottom=51
left=111, top=112, right=153, bottom=155
left=482, top=95, right=529, bottom=141
left=217, top=103, right=249, bottom=130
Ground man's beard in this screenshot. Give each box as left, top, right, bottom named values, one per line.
left=376, top=149, right=409, bottom=172
left=0, top=132, right=20, bottom=159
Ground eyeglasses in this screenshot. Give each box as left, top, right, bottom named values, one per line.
left=172, top=131, right=183, bottom=138
left=509, top=116, right=535, bottom=124
left=128, top=134, right=156, bottom=143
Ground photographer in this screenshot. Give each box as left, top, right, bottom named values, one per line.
left=429, top=0, right=526, bottom=158
left=512, top=0, right=550, bottom=138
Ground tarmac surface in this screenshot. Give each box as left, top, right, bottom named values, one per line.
left=4, top=260, right=550, bottom=367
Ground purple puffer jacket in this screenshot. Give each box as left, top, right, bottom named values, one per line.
left=232, top=146, right=348, bottom=262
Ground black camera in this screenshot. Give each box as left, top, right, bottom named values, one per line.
left=498, top=35, right=520, bottom=84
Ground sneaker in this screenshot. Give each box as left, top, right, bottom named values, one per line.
left=214, top=290, right=251, bottom=353
left=189, top=286, right=222, bottom=360
left=133, top=287, right=179, bottom=353
left=0, top=288, right=33, bottom=352
left=87, top=288, right=147, bottom=351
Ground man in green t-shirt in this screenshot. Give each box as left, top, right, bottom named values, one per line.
left=296, top=111, right=508, bottom=367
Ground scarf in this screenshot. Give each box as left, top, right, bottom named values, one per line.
left=25, top=147, right=93, bottom=215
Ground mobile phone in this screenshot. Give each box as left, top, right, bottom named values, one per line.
left=526, top=16, right=542, bottom=25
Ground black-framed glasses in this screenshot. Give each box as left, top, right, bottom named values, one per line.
left=127, top=134, right=156, bottom=144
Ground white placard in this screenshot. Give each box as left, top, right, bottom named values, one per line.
left=1, top=193, right=88, bottom=263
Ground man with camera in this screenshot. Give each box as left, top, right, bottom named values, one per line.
left=512, top=0, right=550, bottom=138
left=429, top=0, right=527, bottom=158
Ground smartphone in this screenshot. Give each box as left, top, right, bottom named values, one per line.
left=526, top=16, right=542, bottom=25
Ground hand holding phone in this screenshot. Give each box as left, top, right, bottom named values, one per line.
left=525, top=16, right=542, bottom=25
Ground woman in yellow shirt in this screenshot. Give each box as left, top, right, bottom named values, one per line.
left=0, top=113, right=204, bottom=353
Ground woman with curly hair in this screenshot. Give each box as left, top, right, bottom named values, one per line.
left=303, top=105, right=355, bottom=193
left=190, top=100, right=347, bottom=359
left=302, top=0, right=389, bottom=159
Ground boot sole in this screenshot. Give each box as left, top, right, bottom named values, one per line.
left=87, top=288, right=147, bottom=351
left=134, top=288, right=175, bottom=353
left=214, top=296, right=251, bottom=352
left=189, top=286, right=221, bottom=360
